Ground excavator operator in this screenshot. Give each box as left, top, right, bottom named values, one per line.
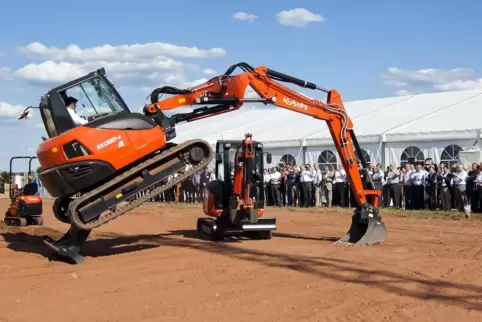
left=65, top=96, right=87, bottom=126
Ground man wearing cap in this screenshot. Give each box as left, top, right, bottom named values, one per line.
left=65, top=96, right=87, bottom=125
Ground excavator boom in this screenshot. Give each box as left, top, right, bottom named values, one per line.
left=145, top=62, right=387, bottom=246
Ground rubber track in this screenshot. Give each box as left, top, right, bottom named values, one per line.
left=68, top=139, right=212, bottom=230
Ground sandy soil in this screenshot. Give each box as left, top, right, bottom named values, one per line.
left=1, top=198, right=482, bottom=322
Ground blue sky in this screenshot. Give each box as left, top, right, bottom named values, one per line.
left=0, top=0, right=481, bottom=171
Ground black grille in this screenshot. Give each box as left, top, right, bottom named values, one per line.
left=66, top=166, right=93, bottom=177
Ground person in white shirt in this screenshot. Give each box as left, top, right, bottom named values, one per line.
left=401, top=163, right=413, bottom=209
left=333, top=165, right=346, bottom=206
left=410, top=163, right=426, bottom=210
left=371, top=164, right=384, bottom=205
left=437, top=164, right=451, bottom=211
left=323, top=166, right=334, bottom=207
left=300, top=165, right=314, bottom=207
left=65, top=97, right=87, bottom=126
left=452, top=164, right=469, bottom=215
left=313, top=164, right=323, bottom=207
left=269, top=167, right=282, bottom=206
left=386, top=163, right=401, bottom=208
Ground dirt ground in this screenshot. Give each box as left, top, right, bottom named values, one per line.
left=1, top=199, right=482, bottom=322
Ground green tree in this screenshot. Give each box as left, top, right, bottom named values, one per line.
left=0, top=171, right=10, bottom=184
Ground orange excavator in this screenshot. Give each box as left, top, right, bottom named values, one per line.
left=4, top=156, right=43, bottom=226
left=28, top=62, right=386, bottom=264
left=200, top=133, right=276, bottom=240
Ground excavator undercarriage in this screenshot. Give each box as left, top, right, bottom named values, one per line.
left=44, top=140, right=212, bottom=264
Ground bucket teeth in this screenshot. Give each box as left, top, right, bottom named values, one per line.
left=334, top=206, right=387, bottom=246
left=333, top=240, right=356, bottom=247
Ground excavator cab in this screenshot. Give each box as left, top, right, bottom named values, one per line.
left=37, top=68, right=178, bottom=143
left=198, top=138, right=276, bottom=240
left=39, top=68, right=133, bottom=138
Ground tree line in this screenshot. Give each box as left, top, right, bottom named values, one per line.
left=0, top=166, right=42, bottom=184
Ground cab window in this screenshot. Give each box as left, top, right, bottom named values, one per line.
left=63, top=77, right=125, bottom=121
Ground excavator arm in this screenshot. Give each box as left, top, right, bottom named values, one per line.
left=144, top=62, right=387, bottom=245
left=232, top=133, right=255, bottom=212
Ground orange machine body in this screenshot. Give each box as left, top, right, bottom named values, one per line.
left=203, top=190, right=223, bottom=217
left=37, top=126, right=168, bottom=171
left=36, top=124, right=172, bottom=198
left=8, top=195, right=42, bottom=217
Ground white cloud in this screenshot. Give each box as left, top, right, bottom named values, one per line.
left=0, top=101, right=30, bottom=118
left=232, top=12, right=258, bottom=22
left=0, top=67, right=11, bottom=79
left=276, top=8, right=324, bottom=28
left=14, top=59, right=186, bottom=85
left=394, top=89, right=415, bottom=96
left=19, top=41, right=226, bottom=61
left=299, top=92, right=314, bottom=99
left=184, top=78, right=209, bottom=88
left=381, top=67, right=482, bottom=94
left=203, top=68, right=217, bottom=76
left=433, top=79, right=482, bottom=91
left=14, top=61, right=87, bottom=83
left=11, top=40, right=226, bottom=91
left=381, top=67, right=474, bottom=86
left=245, top=86, right=258, bottom=98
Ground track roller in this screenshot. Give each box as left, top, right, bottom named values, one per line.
left=53, top=197, right=74, bottom=224
left=4, top=216, right=28, bottom=227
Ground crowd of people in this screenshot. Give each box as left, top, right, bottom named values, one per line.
left=261, top=160, right=480, bottom=218
left=144, top=159, right=482, bottom=219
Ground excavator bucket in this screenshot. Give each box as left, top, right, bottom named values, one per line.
left=334, top=208, right=387, bottom=246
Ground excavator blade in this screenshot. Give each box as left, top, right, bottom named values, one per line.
left=334, top=212, right=387, bottom=246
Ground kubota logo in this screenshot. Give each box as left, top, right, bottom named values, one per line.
left=283, top=97, right=308, bottom=110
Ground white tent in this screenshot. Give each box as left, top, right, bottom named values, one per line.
left=171, top=89, right=482, bottom=168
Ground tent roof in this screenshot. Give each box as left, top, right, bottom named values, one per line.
left=171, top=89, right=482, bottom=148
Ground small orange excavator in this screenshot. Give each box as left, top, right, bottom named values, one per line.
left=28, top=62, right=386, bottom=264
left=200, top=133, right=276, bottom=240
left=4, top=156, right=43, bottom=226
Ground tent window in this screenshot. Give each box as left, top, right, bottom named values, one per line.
left=318, top=150, right=337, bottom=169
left=441, top=144, right=463, bottom=168
left=279, top=154, right=296, bottom=167
left=400, top=146, right=424, bottom=166
left=354, top=148, right=371, bottom=166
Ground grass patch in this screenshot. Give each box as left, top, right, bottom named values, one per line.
left=139, top=202, right=482, bottom=221
left=274, top=205, right=482, bottom=221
